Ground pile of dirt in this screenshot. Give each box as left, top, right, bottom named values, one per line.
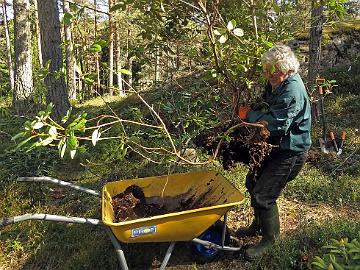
left=112, top=185, right=166, bottom=222
left=193, top=119, right=273, bottom=170
left=112, top=185, right=202, bottom=222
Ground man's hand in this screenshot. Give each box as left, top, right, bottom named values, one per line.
left=238, top=106, right=250, bottom=120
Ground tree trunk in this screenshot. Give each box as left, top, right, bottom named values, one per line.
left=12, top=0, right=34, bottom=113
left=308, top=1, right=323, bottom=90
left=308, top=0, right=324, bottom=121
left=2, top=0, right=14, bottom=93
left=155, top=45, right=161, bottom=82
left=125, top=28, right=132, bottom=88
left=63, top=0, right=76, bottom=100
left=37, top=0, right=70, bottom=121
left=114, top=22, right=124, bottom=96
left=94, top=0, right=101, bottom=95
left=108, top=0, right=114, bottom=95
left=33, top=0, right=42, bottom=67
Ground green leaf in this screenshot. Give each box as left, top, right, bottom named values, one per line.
left=214, top=29, right=221, bottom=36
left=70, top=149, right=76, bottom=159
left=110, top=2, right=125, bottom=12
left=15, top=136, right=36, bottom=150
left=24, top=121, right=33, bottom=131
left=26, top=141, right=42, bottom=152
left=233, top=28, right=244, bottom=37
left=119, top=69, right=132, bottom=75
left=89, top=44, right=102, bottom=53
left=33, top=122, right=44, bottom=130
left=219, top=34, right=228, bottom=44
left=311, top=261, right=327, bottom=269
left=160, top=2, right=165, bottom=12
left=227, top=19, right=236, bottom=31
left=210, top=69, right=217, bottom=78
left=40, top=137, right=54, bottom=146
left=71, top=119, right=87, bottom=132
left=264, top=41, right=274, bottom=48
left=66, top=135, right=78, bottom=150
left=332, top=260, right=345, bottom=270
left=46, top=103, right=54, bottom=114
left=84, top=77, right=94, bottom=85
left=273, top=2, right=280, bottom=13
left=62, top=12, right=73, bottom=26
left=12, top=132, right=26, bottom=141
left=96, top=39, right=107, bottom=48
left=49, top=126, right=57, bottom=138
left=60, top=142, right=67, bottom=158
left=61, top=108, right=72, bottom=123
left=91, top=129, right=101, bottom=146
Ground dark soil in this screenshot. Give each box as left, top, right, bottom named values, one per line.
left=193, top=119, right=273, bottom=171
left=112, top=185, right=201, bottom=222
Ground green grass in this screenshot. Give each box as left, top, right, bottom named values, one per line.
left=285, top=165, right=360, bottom=204
left=252, top=219, right=360, bottom=270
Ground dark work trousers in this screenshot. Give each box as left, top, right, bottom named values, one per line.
left=245, top=150, right=308, bottom=209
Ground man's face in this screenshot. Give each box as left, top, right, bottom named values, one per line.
left=263, top=64, right=289, bottom=88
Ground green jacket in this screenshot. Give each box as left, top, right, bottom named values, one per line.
left=247, top=73, right=311, bottom=153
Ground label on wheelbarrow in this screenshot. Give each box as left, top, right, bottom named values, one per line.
left=131, top=225, right=157, bottom=238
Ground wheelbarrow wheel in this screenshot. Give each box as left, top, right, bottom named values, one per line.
left=191, top=220, right=230, bottom=264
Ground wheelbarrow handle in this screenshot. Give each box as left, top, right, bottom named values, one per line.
left=0, top=217, right=15, bottom=227
left=17, top=176, right=101, bottom=197
left=0, top=214, right=102, bottom=228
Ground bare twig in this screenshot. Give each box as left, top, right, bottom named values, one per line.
left=63, top=0, right=110, bottom=15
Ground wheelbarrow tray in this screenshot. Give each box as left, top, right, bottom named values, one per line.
left=102, top=170, right=244, bottom=243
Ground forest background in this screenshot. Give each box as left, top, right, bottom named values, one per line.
left=0, top=0, right=360, bottom=269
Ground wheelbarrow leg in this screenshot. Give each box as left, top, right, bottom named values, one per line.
left=104, top=227, right=129, bottom=270
left=159, top=242, right=176, bottom=270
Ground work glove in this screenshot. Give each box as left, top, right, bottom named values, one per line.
left=238, top=106, right=250, bottom=120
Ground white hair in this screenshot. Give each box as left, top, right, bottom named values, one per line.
left=261, top=44, right=300, bottom=75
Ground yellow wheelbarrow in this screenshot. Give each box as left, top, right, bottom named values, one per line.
left=1, top=170, right=244, bottom=269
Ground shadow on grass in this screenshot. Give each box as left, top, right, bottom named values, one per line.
left=6, top=221, right=220, bottom=270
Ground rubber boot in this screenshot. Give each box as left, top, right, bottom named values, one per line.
left=235, top=208, right=261, bottom=237
left=244, top=204, right=280, bottom=261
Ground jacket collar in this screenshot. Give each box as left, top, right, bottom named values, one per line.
left=272, top=73, right=299, bottom=93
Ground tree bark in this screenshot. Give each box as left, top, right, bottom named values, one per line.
left=37, top=0, right=70, bottom=121
left=155, top=44, right=161, bottom=82
left=1, top=0, right=14, bottom=93
left=125, top=28, right=132, bottom=88
left=108, top=0, right=114, bottom=95
left=12, top=0, right=34, bottom=113
left=33, top=0, right=42, bottom=67
left=94, top=0, right=101, bottom=95
left=63, top=0, right=76, bottom=100
left=308, top=0, right=324, bottom=121
left=308, top=0, right=323, bottom=90
left=114, top=21, right=124, bottom=96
